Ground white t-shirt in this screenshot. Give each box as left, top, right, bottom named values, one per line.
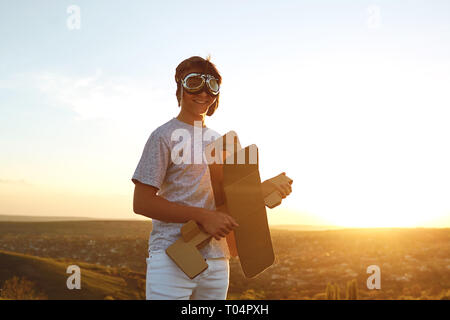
left=132, top=117, right=230, bottom=259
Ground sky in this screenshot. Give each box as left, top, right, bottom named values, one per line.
left=1, top=0, right=449, bottom=227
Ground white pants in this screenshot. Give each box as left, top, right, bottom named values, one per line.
left=146, top=252, right=229, bottom=300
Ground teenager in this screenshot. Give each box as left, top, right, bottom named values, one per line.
left=132, top=56, right=292, bottom=300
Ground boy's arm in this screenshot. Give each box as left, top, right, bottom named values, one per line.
left=133, top=181, right=204, bottom=223
left=133, top=181, right=238, bottom=240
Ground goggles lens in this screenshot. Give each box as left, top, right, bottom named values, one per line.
left=182, top=73, right=220, bottom=95
left=208, top=78, right=219, bottom=93
left=185, top=74, right=204, bottom=89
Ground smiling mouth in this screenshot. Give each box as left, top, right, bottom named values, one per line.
left=193, top=99, right=207, bottom=104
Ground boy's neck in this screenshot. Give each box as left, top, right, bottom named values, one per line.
left=176, top=110, right=206, bottom=127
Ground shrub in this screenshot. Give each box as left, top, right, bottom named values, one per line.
left=240, top=289, right=265, bottom=300
left=0, top=276, right=47, bottom=300
left=326, top=283, right=340, bottom=300
left=439, top=289, right=450, bottom=300
left=346, top=279, right=358, bottom=300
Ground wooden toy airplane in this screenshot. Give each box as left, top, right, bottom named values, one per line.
left=166, top=131, right=293, bottom=279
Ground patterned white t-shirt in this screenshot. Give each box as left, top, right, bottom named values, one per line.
left=132, top=117, right=230, bottom=259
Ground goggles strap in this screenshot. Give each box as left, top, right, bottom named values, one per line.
left=180, top=83, right=183, bottom=106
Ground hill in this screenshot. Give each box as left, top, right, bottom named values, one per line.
left=0, top=220, right=449, bottom=299
left=270, top=224, right=344, bottom=231
left=0, top=215, right=96, bottom=222
left=0, top=250, right=145, bottom=300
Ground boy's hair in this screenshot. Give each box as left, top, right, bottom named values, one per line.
left=175, top=55, right=222, bottom=116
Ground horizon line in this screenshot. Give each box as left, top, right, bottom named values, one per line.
left=0, top=214, right=448, bottom=229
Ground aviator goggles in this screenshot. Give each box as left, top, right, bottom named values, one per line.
left=181, top=73, right=220, bottom=96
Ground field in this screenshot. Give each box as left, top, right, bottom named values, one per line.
left=0, top=218, right=449, bottom=300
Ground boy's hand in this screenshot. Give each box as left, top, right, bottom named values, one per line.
left=261, top=172, right=293, bottom=199
left=197, top=210, right=239, bottom=240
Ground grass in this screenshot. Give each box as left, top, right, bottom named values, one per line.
left=0, top=250, right=145, bottom=300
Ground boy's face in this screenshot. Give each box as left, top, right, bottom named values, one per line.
left=180, top=68, right=217, bottom=116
